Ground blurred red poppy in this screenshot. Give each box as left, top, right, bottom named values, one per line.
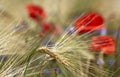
left=90, top=36, right=116, bottom=54
left=39, top=22, right=56, bottom=37
left=26, top=4, right=46, bottom=21
left=41, top=22, right=52, bottom=33
left=74, top=12, right=104, bottom=34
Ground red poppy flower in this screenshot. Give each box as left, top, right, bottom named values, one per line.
left=90, top=36, right=116, bottom=54
left=26, top=4, right=46, bottom=21
left=74, top=12, right=104, bottom=34
left=41, top=22, right=52, bottom=33
left=39, top=22, right=56, bottom=37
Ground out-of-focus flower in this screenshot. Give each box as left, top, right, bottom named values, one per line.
left=26, top=4, right=46, bottom=22
left=39, top=22, right=52, bottom=37
left=74, top=12, right=104, bottom=34
left=90, top=36, right=116, bottom=54
left=107, top=59, right=115, bottom=66
left=39, top=22, right=61, bottom=37
left=41, top=22, right=52, bottom=34
left=100, top=26, right=107, bottom=35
